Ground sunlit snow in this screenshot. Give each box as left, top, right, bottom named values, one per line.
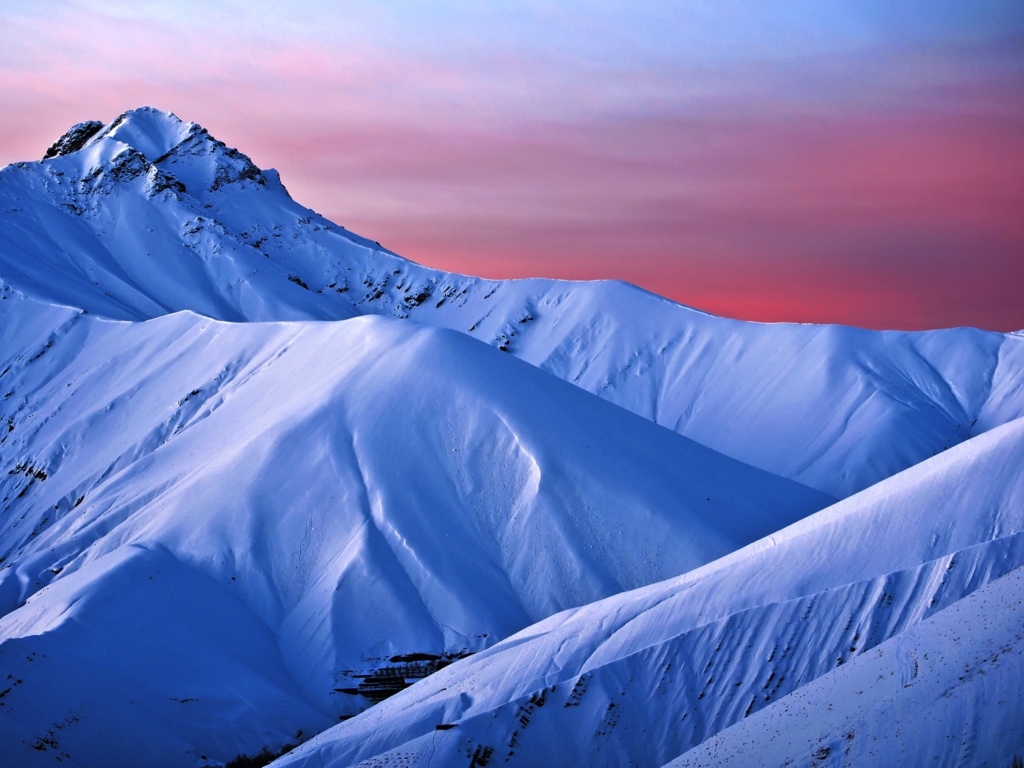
left=1, top=108, right=1022, bottom=767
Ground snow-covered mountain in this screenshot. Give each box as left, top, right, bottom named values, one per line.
left=2, top=108, right=1022, bottom=498
left=274, top=416, right=1024, bottom=768
left=0, top=284, right=831, bottom=766
left=1, top=107, right=1022, bottom=767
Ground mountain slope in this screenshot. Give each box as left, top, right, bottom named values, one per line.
left=667, top=565, right=1024, bottom=768
left=2, top=108, right=1023, bottom=496
left=271, top=416, right=1024, bottom=768
left=0, top=283, right=829, bottom=767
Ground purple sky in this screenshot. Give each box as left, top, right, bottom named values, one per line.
left=2, top=2, right=1022, bottom=330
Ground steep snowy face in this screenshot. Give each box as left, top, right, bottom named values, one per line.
left=668, top=566, right=1024, bottom=768
left=272, top=417, right=1024, bottom=768
left=2, top=108, right=1024, bottom=496
left=0, top=284, right=829, bottom=767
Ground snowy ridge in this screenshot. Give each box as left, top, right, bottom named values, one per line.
left=0, top=284, right=828, bottom=766
left=1, top=108, right=1023, bottom=496
left=667, top=565, right=1024, bottom=768
left=0, top=108, right=1023, bottom=767
left=272, top=417, right=1024, bottom=767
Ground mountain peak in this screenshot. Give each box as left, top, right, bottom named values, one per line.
left=95, top=107, right=197, bottom=162
left=41, top=108, right=198, bottom=164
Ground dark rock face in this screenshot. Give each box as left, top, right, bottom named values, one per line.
left=43, top=121, right=105, bottom=159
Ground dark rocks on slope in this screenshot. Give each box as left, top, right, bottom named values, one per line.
left=42, top=121, right=104, bottom=160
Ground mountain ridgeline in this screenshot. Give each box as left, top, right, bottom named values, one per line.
left=0, top=108, right=1022, bottom=767
left=2, top=108, right=1022, bottom=498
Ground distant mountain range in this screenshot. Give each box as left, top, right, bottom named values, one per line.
left=1, top=108, right=1021, bottom=767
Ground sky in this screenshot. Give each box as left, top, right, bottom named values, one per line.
left=2, top=1, right=1022, bottom=330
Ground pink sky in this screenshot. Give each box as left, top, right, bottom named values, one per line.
left=2, top=2, right=1022, bottom=330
